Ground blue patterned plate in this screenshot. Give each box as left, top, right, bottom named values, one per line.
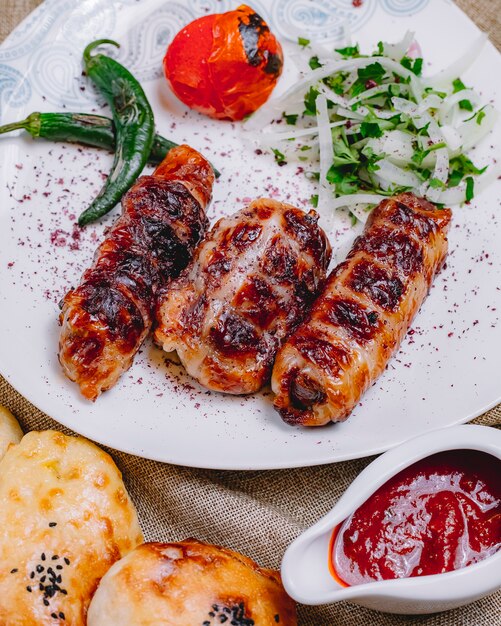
left=0, top=0, right=500, bottom=469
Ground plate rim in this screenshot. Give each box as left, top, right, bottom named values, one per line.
left=1, top=353, right=500, bottom=469
left=0, top=0, right=500, bottom=470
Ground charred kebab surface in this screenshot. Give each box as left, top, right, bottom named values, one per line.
left=272, top=193, right=452, bottom=426
left=154, top=198, right=331, bottom=394
left=59, top=145, right=214, bottom=400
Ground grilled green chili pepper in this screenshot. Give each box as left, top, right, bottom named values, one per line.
left=0, top=112, right=221, bottom=174
left=78, top=39, right=155, bottom=226
left=0, top=112, right=175, bottom=165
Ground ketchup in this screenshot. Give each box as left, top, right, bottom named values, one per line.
left=330, top=450, right=501, bottom=586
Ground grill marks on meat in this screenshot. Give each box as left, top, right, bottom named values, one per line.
left=272, top=193, right=452, bottom=426
left=125, top=181, right=207, bottom=278
left=154, top=198, right=331, bottom=394
left=58, top=145, right=213, bottom=400
left=320, top=298, right=381, bottom=344
left=347, top=260, right=405, bottom=311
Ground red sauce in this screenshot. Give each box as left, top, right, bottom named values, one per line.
left=330, top=450, right=501, bottom=586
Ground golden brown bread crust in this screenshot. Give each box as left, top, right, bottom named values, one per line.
left=0, top=406, right=22, bottom=461
left=0, top=430, right=143, bottom=625
left=272, top=193, right=452, bottom=426
left=88, top=539, right=297, bottom=625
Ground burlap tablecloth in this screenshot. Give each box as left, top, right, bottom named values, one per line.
left=1, top=1, right=500, bottom=624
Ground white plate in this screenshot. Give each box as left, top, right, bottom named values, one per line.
left=0, top=0, right=500, bottom=469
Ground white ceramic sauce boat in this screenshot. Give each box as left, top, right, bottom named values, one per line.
left=281, top=424, right=501, bottom=614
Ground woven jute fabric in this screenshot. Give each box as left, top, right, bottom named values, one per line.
left=1, top=1, right=500, bottom=624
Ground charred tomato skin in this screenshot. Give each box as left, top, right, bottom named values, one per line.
left=163, top=5, right=283, bottom=121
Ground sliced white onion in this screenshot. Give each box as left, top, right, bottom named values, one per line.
left=375, top=159, right=422, bottom=189
left=418, top=94, right=444, bottom=111
left=250, top=55, right=425, bottom=130
left=365, top=130, right=414, bottom=166
left=244, top=33, right=498, bottom=214
left=342, top=69, right=359, bottom=93
left=316, top=84, right=351, bottom=109
left=321, top=84, right=404, bottom=120
left=407, top=39, right=423, bottom=60
left=349, top=204, right=373, bottom=224
left=392, top=95, right=442, bottom=118
left=424, top=149, right=449, bottom=202
left=344, top=124, right=363, bottom=137
left=424, top=33, right=488, bottom=89
left=414, top=112, right=449, bottom=201
left=332, top=106, right=365, bottom=121
left=382, top=30, right=416, bottom=62
left=347, top=83, right=403, bottom=107
left=329, top=193, right=384, bottom=222
left=435, top=185, right=468, bottom=205
left=436, top=160, right=501, bottom=204
left=242, top=90, right=305, bottom=131
left=315, top=94, right=335, bottom=229
left=370, top=56, right=424, bottom=101
left=389, top=98, right=450, bottom=199
left=246, top=53, right=426, bottom=132
left=248, top=120, right=347, bottom=145
left=458, top=104, right=499, bottom=152
left=438, top=89, right=480, bottom=125
left=439, top=125, right=463, bottom=154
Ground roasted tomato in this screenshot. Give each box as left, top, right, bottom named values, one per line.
left=163, top=5, right=283, bottom=121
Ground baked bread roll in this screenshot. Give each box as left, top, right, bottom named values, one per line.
left=88, top=539, right=297, bottom=625
left=0, top=430, right=143, bottom=625
left=0, top=406, right=22, bottom=460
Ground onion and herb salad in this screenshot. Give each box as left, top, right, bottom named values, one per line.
left=244, top=32, right=499, bottom=226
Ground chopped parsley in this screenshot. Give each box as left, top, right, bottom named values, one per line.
left=400, top=56, right=423, bottom=76
left=459, top=99, right=473, bottom=111
left=452, top=80, right=474, bottom=110
left=448, top=155, right=487, bottom=187
left=423, top=86, right=448, bottom=99
left=362, top=146, right=385, bottom=172
left=271, top=148, right=286, bottom=165
left=326, top=165, right=360, bottom=194
left=465, top=176, right=475, bottom=201
left=452, top=78, right=467, bottom=92
left=360, top=121, right=384, bottom=138
left=351, top=62, right=387, bottom=97
left=266, top=34, right=493, bottom=211
left=323, top=72, right=347, bottom=95
left=476, top=109, right=486, bottom=125
left=412, top=141, right=447, bottom=166
left=331, top=128, right=359, bottom=167
left=335, top=44, right=360, bottom=58
left=309, top=56, right=322, bottom=70
left=283, top=113, right=298, bottom=125
left=303, top=86, right=320, bottom=116
left=428, top=177, right=447, bottom=190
